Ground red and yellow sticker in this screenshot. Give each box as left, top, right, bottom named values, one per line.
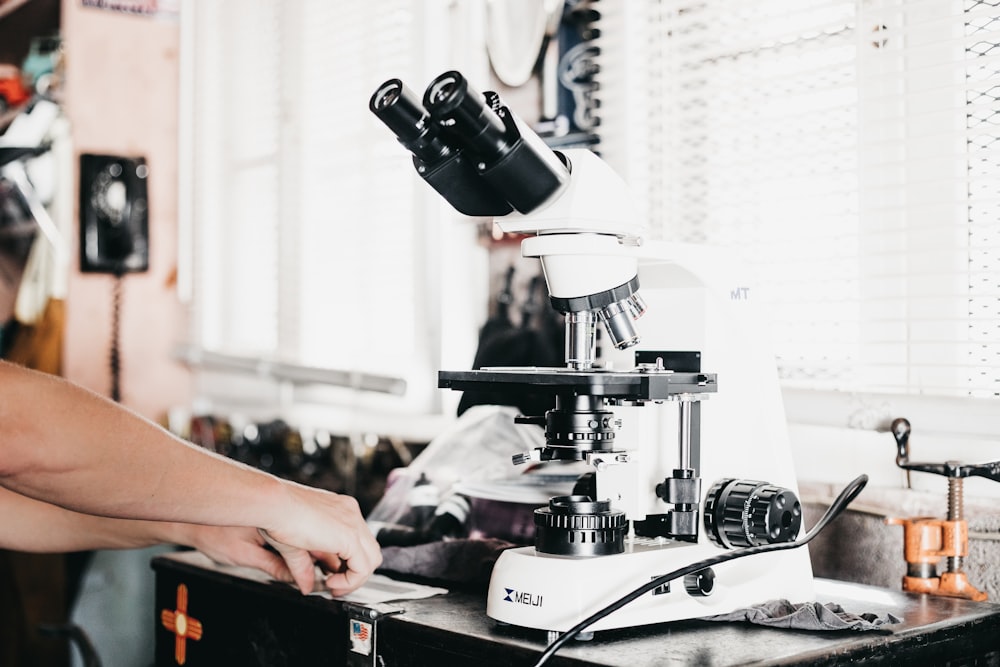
left=161, top=584, right=203, bottom=665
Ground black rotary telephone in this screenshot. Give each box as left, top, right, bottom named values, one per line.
left=79, top=153, right=149, bottom=401
left=79, top=153, right=149, bottom=275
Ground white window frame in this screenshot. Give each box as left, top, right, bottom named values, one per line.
left=177, top=0, right=493, bottom=440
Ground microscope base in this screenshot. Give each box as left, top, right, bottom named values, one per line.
left=486, top=540, right=814, bottom=634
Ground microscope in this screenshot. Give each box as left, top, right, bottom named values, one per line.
left=370, top=71, right=814, bottom=635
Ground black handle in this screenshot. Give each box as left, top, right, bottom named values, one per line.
left=899, top=459, right=1000, bottom=482
left=890, top=417, right=1000, bottom=482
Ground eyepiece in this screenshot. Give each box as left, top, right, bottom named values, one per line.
left=369, top=80, right=419, bottom=139
left=424, top=72, right=464, bottom=113
left=370, top=79, right=402, bottom=111
left=369, top=79, right=451, bottom=163
left=423, top=71, right=511, bottom=161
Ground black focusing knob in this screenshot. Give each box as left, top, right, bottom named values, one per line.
left=684, top=568, right=716, bottom=597
left=703, top=479, right=802, bottom=549
left=535, top=495, right=626, bottom=557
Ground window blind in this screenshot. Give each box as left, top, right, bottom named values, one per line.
left=599, top=0, right=1000, bottom=399
left=183, top=1, right=459, bottom=413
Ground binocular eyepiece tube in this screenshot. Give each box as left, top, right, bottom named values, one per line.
left=369, top=71, right=570, bottom=217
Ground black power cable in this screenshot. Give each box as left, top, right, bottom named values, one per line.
left=532, top=474, right=869, bottom=667
left=109, top=272, right=123, bottom=402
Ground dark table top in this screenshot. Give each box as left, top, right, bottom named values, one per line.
left=153, top=551, right=1000, bottom=666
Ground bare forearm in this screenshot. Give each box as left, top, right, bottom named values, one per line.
left=0, top=361, right=381, bottom=594
left=0, top=485, right=186, bottom=552
left=0, top=361, right=285, bottom=531
left=0, top=487, right=296, bottom=587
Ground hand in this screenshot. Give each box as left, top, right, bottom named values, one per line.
left=259, top=482, right=382, bottom=596
left=182, top=524, right=295, bottom=585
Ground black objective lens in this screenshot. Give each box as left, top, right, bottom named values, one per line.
left=369, top=79, right=451, bottom=163
left=423, top=71, right=512, bottom=162
left=703, top=479, right=802, bottom=549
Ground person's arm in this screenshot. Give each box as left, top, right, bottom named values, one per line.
left=0, top=361, right=381, bottom=594
left=0, top=483, right=175, bottom=551
left=0, top=485, right=296, bottom=584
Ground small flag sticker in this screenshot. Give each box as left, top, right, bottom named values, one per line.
left=350, top=619, right=372, bottom=655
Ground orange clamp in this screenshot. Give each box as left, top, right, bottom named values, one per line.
left=885, top=516, right=986, bottom=601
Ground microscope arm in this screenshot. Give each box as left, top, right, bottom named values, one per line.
left=371, top=72, right=649, bottom=368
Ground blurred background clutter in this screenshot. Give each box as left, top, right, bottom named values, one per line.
left=2, top=1, right=999, bottom=665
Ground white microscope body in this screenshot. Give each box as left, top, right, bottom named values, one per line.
left=371, top=72, right=814, bottom=635
left=482, top=150, right=814, bottom=633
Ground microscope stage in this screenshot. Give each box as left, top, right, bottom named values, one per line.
left=439, top=367, right=717, bottom=401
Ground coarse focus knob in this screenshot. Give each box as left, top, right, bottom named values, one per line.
left=703, top=479, right=802, bottom=549
left=535, top=495, right=626, bottom=557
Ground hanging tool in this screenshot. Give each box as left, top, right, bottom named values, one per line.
left=885, top=417, right=1000, bottom=601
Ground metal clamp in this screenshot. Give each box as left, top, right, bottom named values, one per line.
left=886, top=418, right=999, bottom=601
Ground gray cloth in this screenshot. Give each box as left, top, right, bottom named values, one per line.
left=379, top=538, right=516, bottom=587
left=703, top=599, right=902, bottom=631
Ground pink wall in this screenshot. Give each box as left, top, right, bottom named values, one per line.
left=60, top=1, right=191, bottom=421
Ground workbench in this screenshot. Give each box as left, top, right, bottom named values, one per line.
left=152, top=550, right=1000, bottom=666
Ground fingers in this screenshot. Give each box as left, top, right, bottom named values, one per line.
left=313, top=552, right=376, bottom=597
left=259, top=529, right=319, bottom=594
left=312, top=548, right=378, bottom=596
left=184, top=525, right=296, bottom=585
left=239, top=545, right=295, bottom=584
left=312, top=541, right=381, bottom=597
left=261, top=485, right=383, bottom=595
left=325, top=568, right=370, bottom=597
left=285, top=551, right=320, bottom=595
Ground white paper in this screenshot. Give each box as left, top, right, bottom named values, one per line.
left=311, top=573, right=448, bottom=605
